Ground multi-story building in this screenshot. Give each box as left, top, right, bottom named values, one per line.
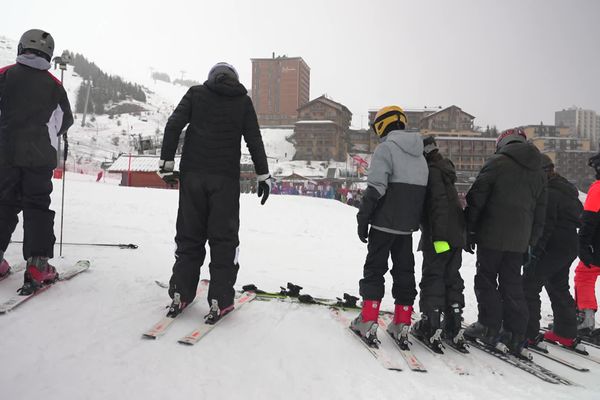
left=544, top=151, right=596, bottom=192
left=293, top=95, right=351, bottom=161
left=435, top=136, right=497, bottom=175
left=555, top=107, right=600, bottom=148
left=368, top=107, right=439, bottom=131
left=251, top=55, right=310, bottom=127
left=420, top=105, right=475, bottom=133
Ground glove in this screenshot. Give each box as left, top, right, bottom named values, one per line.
left=357, top=216, right=369, bottom=243
left=580, top=244, right=595, bottom=268
left=433, top=241, right=451, bottom=254
left=464, top=232, right=476, bottom=254
left=257, top=174, right=274, bottom=205
left=523, top=246, right=540, bottom=274
left=157, top=160, right=179, bottom=186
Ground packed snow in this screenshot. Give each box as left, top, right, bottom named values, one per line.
left=0, top=174, right=599, bottom=400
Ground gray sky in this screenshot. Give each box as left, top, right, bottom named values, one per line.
left=3, top=0, right=599, bottom=129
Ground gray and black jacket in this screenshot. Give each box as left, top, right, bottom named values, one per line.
left=357, top=130, right=428, bottom=234
left=0, top=55, right=73, bottom=168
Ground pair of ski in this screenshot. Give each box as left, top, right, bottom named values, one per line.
left=143, top=279, right=256, bottom=345
left=330, top=308, right=426, bottom=372
left=0, top=260, right=90, bottom=314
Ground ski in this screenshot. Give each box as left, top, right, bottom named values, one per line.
left=242, top=283, right=362, bottom=310
left=0, top=263, right=25, bottom=283
left=410, top=333, right=469, bottom=375
left=467, top=338, right=574, bottom=385
left=527, top=345, right=589, bottom=372
left=542, top=324, right=600, bottom=349
left=0, top=260, right=90, bottom=314
left=330, top=308, right=404, bottom=371
left=545, top=341, right=600, bottom=365
left=375, top=316, right=426, bottom=372
left=178, top=291, right=256, bottom=346
left=142, top=279, right=209, bottom=339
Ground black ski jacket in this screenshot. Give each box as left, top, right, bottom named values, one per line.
left=160, top=75, right=268, bottom=179
left=534, top=173, right=582, bottom=257
left=465, top=142, right=547, bottom=253
left=0, top=62, right=73, bottom=168
left=579, top=180, right=600, bottom=266
left=419, top=152, right=466, bottom=251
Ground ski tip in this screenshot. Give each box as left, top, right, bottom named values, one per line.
left=142, top=334, right=158, bottom=340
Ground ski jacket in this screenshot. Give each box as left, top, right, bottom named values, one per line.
left=0, top=58, right=73, bottom=168
left=579, top=180, right=600, bottom=266
left=465, top=142, right=547, bottom=253
left=160, top=75, right=268, bottom=179
left=534, top=173, right=582, bottom=256
left=419, top=152, right=466, bottom=251
left=358, top=130, right=428, bottom=234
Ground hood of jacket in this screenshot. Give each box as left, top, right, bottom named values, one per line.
left=16, top=53, right=50, bottom=70
left=429, top=153, right=457, bottom=184
left=204, top=74, right=247, bottom=97
left=497, top=142, right=542, bottom=171
left=385, top=130, right=424, bottom=157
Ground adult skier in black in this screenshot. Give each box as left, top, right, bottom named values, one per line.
left=351, top=106, right=428, bottom=347
left=0, top=29, right=73, bottom=293
left=463, top=128, right=546, bottom=357
left=412, top=136, right=466, bottom=352
left=523, top=154, right=584, bottom=351
left=158, top=62, right=270, bottom=323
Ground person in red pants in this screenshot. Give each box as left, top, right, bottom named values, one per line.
left=575, top=153, right=600, bottom=339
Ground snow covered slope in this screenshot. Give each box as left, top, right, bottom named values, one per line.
left=0, top=176, right=599, bottom=400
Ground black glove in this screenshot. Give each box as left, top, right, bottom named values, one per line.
left=523, top=246, right=540, bottom=274
left=580, top=244, right=595, bottom=268
left=464, top=232, right=476, bottom=254
left=157, top=160, right=179, bottom=186
left=257, top=174, right=274, bottom=205
left=357, top=216, right=369, bottom=243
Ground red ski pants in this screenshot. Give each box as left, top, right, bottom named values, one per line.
left=574, top=261, right=600, bottom=310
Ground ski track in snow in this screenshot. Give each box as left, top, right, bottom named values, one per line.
left=0, top=174, right=599, bottom=399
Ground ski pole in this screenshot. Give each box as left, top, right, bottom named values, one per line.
left=59, top=134, right=68, bottom=257
left=11, top=240, right=138, bottom=249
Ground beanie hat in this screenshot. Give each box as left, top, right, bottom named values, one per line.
left=496, top=128, right=527, bottom=150
left=208, top=62, right=239, bottom=81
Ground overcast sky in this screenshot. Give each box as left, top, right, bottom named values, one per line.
left=3, top=0, right=599, bottom=129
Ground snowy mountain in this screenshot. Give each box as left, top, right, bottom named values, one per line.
left=0, top=174, right=599, bottom=399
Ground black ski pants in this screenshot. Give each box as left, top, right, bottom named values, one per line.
left=169, top=172, right=240, bottom=308
left=0, top=167, right=55, bottom=259
left=419, top=248, right=465, bottom=313
left=474, top=247, right=528, bottom=336
left=524, top=235, right=578, bottom=340
left=359, top=228, right=417, bottom=305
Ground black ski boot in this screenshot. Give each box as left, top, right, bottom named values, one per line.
left=411, top=309, right=444, bottom=353
left=166, top=293, right=190, bottom=317
left=498, top=330, right=531, bottom=360
left=526, top=332, right=548, bottom=353
left=204, top=299, right=234, bottom=325
left=464, top=321, right=502, bottom=350
left=442, top=304, right=469, bottom=353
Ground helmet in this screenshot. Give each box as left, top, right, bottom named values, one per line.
left=540, top=153, right=554, bottom=171
left=18, top=29, right=54, bottom=61
left=372, top=105, right=407, bottom=137
left=208, top=62, right=239, bottom=81
left=588, top=153, right=600, bottom=171
left=496, top=128, right=526, bottom=150
left=422, top=135, right=438, bottom=155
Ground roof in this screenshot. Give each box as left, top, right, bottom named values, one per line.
left=421, top=105, right=475, bottom=121
left=108, top=155, right=181, bottom=173
left=435, top=136, right=496, bottom=142
left=295, top=120, right=336, bottom=124
left=298, top=95, right=352, bottom=116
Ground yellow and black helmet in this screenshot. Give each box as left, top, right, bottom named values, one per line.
left=372, top=105, right=408, bottom=137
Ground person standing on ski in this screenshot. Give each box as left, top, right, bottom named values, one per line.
left=574, top=152, right=600, bottom=340
left=351, top=106, right=428, bottom=347
left=0, top=29, right=73, bottom=293
left=158, top=62, right=271, bottom=323
left=412, top=136, right=466, bottom=352
left=464, top=128, right=546, bottom=357
left=523, top=154, right=583, bottom=351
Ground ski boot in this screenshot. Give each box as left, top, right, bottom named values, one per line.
left=350, top=300, right=381, bottom=347
left=412, top=309, right=444, bottom=353
left=544, top=330, right=588, bottom=355
left=577, top=309, right=596, bottom=336
left=386, top=304, right=412, bottom=350
left=464, top=321, right=504, bottom=350
left=0, top=258, right=10, bottom=278
left=204, top=299, right=234, bottom=325
left=526, top=332, right=548, bottom=353
left=442, top=304, right=469, bottom=353
left=18, top=257, right=58, bottom=295
left=498, top=330, right=531, bottom=360
left=166, top=292, right=189, bottom=318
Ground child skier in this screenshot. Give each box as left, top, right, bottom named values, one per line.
left=412, top=136, right=466, bottom=352
left=351, top=105, right=428, bottom=347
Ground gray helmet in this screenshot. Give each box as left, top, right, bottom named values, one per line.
left=208, top=62, right=239, bottom=81
left=18, top=29, right=54, bottom=61
left=496, top=127, right=527, bottom=150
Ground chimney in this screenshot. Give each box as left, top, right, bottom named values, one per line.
left=272, top=52, right=275, bottom=59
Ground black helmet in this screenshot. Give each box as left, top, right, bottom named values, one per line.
left=18, top=29, right=54, bottom=61
left=588, top=153, right=600, bottom=171
left=540, top=153, right=554, bottom=172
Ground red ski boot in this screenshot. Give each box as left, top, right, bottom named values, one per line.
left=18, top=257, right=58, bottom=295
left=0, top=258, right=10, bottom=278
left=543, top=330, right=588, bottom=354
left=350, top=300, right=381, bottom=346
left=386, top=305, right=413, bottom=349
